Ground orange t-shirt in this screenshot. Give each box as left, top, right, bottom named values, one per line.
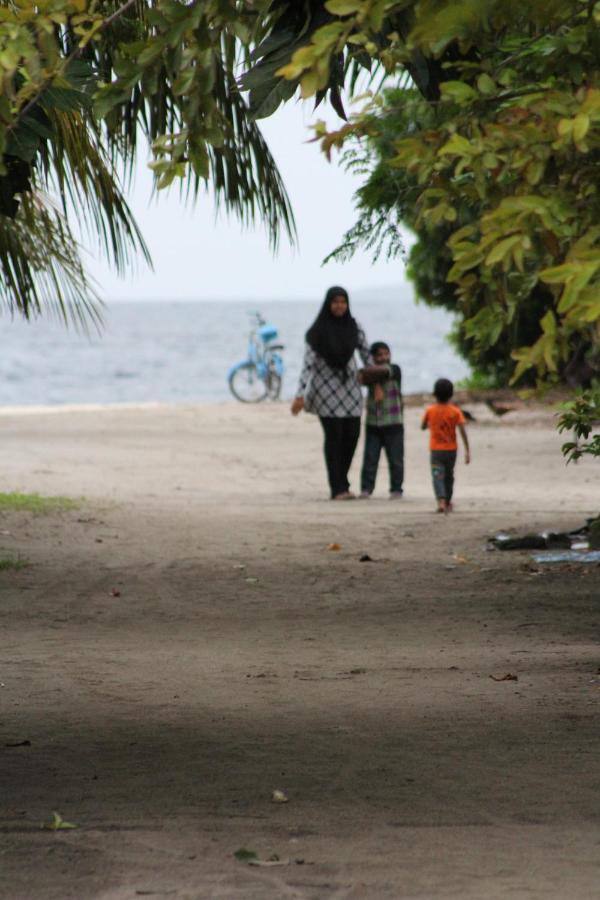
left=422, top=403, right=465, bottom=450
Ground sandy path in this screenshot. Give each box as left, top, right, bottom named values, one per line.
left=0, top=402, right=598, bottom=899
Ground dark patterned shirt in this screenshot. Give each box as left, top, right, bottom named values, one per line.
left=296, top=325, right=370, bottom=417
left=365, top=364, right=403, bottom=427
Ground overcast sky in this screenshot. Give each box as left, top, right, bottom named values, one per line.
left=85, top=99, right=412, bottom=302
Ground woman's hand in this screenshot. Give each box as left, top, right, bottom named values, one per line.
left=291, top=396, right=304, bottom=416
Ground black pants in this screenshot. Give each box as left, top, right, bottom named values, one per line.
left=361, top=425, right=404, bottom=494
left=319, top=416, right=361, bottom=498
left=430, top=449, right=457, bottom=501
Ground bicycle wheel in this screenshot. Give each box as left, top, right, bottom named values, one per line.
left=229, top=363, right=268, bottom=403
left=266, top=372, right=282, bottom=400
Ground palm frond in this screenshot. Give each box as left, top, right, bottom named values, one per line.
left=40, top=109, right=151, bottom=274
left=181, top=36, right=295, bottom=248
left=92, top=19, right=296, bottom=246
left=0, top=0, right=302, bottom=325
left=0, top=192, right=102, bottom=331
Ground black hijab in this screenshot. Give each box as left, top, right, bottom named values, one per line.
left=306, top=286, right=359, bottom=375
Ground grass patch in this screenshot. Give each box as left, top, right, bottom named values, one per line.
left=0, top=492, right=79, bottom=513
left=0, top=556, right=28, bottom=571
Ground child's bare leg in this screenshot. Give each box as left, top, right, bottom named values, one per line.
left=436, top=498, right=447, bottom=513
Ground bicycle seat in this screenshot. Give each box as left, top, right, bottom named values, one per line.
left=269, top=343, right=285, bottom=351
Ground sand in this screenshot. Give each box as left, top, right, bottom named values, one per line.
left=0, top=400, right=598, bottom=899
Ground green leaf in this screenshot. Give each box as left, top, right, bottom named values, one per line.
left=525, top=160, right=545, bottom=185
left=250, top=75, right=296, bottom=120
left=557, top=118, right=572, bottom=138
left=137, top=43, right=165, bottom=67
left=557, top=263, right=600, bottom=312
left=325, top=0, right=362, bottom=13
left=300, top=69, right=321, bottom=98
left=188, top=144, right=209, bottom=179
left=540, top=310, right=556, bottom=336
left=440, top=81, right=478, bottom=105
left=477, top=74, right=496, bottom=95
left=93, top=87, right=125, bottom=119
left=5, top=125, right=41, bottom=162
left=540, top=262, right=584, bottom=284
left=438, top=133, right=473, bottom=156
left=234, top=848, right=258, bottom=861
left=572, top=113, right=590, bottom=142
left=580, top=294, right=600, bottom=322
left=172, top=68, right=196, bottom=96
left=497, top=68, right=517, bottom=87
left=485, top=234, right=522, bottom=266
left=42, top=811, right=78, bottom=830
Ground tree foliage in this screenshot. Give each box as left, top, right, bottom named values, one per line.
left=2, top=1, right=599, bottom=408
left=236, top=0, right=600, bottom=453
left=558, top=382, right=600, bottom=461
left=245, top=0, right=600, bottom=391
left=324, top=82, right=600, bottom=385
left=0, top=0, right=295, bottom=323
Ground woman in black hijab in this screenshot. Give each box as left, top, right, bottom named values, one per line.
left=292, top=286, right=370, bottom=499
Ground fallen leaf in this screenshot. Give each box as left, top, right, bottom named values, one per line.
left=234, top=848, right=258, bottom=862
left=271, top=789, right=289, bottom=804
left=110, top=588, right=121, bottom=597
left=232, top=564, right=246, bottom=570
left=327, top=543, right=341, bottom=551
left=489, top=673, right=518, bottom=682
left=41, top=811, right=78, bottom=831
left=248, top=855, right=290, bottom=868
left=135, top=892, right=177, bottom=897
left=359, top=554, right=374, bottom=562
left=452, top=554, right=469, bottom=564
left=245, top=577, right=258, bottom=584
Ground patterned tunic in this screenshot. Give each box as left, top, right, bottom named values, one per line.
left=296, top=325, right=370, bottom=418
left=365, top=364, right=404, bottom=428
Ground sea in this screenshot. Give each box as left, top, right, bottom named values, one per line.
left=0, top=297, right=469, bottom=406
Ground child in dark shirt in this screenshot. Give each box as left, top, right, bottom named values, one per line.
left=358, top=341, right=404, bottom=499
left=421, top=377, right=470, bottom=513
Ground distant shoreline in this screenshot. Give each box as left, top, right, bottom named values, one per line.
left=0, top=389, right=568, bottom=416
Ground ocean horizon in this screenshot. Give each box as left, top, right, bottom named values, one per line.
left=1, top=296, right=470, bottom=406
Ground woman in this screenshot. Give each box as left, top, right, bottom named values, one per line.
left=291, top=286, right=370, bottom=500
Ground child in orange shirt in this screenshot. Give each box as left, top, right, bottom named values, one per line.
left=421, top=378, right=470, bottom=513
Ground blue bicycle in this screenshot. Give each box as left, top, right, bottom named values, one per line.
left=228, top=313, right=284, bottom=402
